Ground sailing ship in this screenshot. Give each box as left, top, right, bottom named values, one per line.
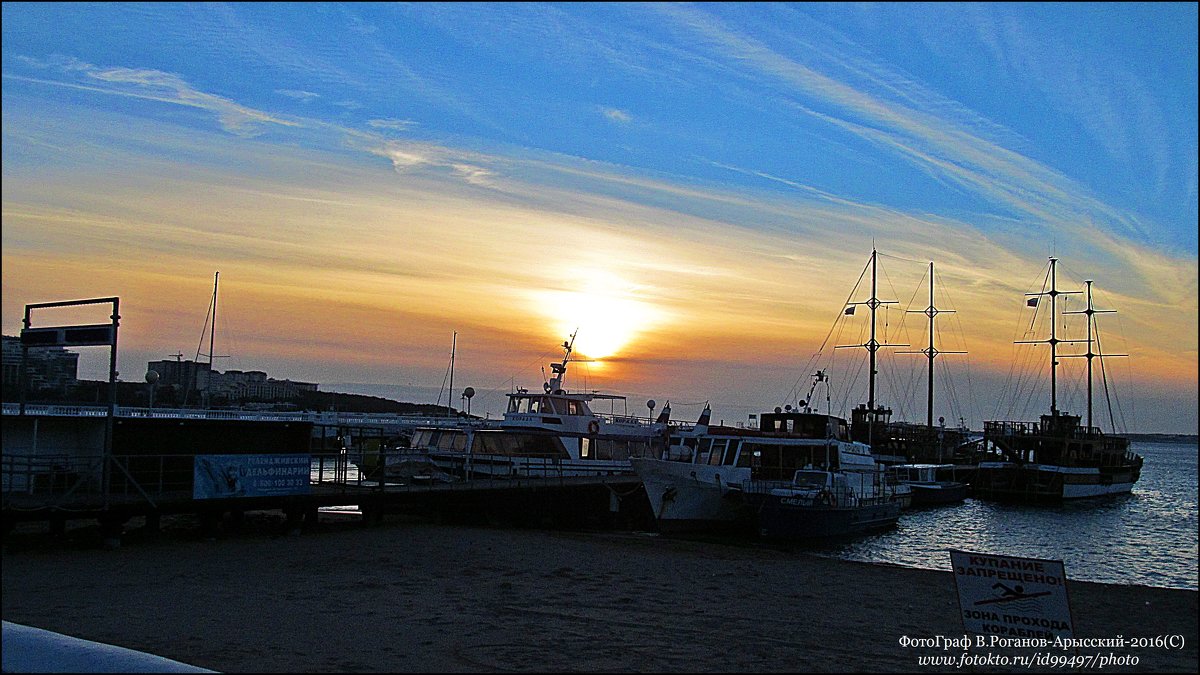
left=973, top=257, right=1143, bottom=501
left=834, top=250, right=976, bottom=466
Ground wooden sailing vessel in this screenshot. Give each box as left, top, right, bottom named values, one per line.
left=973, top=258, right=1143, bottom=501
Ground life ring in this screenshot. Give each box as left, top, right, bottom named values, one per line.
left=588, top=420, right=600, bottom=435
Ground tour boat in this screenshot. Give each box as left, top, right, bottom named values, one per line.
left=408, top=331, right=680, bottom=478
left=631, top=375, right=903, bottom=538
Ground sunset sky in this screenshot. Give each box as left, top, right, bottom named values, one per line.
left=3, top=3, right=1196, bottom=433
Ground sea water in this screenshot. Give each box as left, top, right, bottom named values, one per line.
left=813, top=439, right=1199, bottom=590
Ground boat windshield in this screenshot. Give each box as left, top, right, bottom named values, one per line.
left=791, top=470, right=829, bottom=488
left=507, top=395, right=584, bottom=415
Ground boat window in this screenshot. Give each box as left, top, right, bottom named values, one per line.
left=722, top=440, right=738, bottom=466
left=543, top=397, right=565, bottom=414
left=580, top=437, right=590, bottom=458
left=476, top=432, right=567, bottom=458
left=568, top=400, right=583, bottom=416
left=507, top=397, right=521, bottom=413
left=792, top=471, right=827, bottom=488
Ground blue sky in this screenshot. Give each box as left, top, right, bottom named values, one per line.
left=3, top=3, right=1197, bottom=433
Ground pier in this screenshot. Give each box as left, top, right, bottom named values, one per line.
left=1, top=404, right=653, bottom=546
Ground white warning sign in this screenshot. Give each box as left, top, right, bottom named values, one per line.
left=949, top=549, right=1074, bottom=640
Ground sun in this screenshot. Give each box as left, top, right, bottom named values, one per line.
left=533, top=271, right=661, bottom=359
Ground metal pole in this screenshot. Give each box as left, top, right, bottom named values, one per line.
left=104, top=298, right=120, bottom=509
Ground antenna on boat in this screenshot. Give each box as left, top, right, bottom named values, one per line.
left=898, top=261, right=965, bottom=429
left=1061, top=280, right=1126, bottom=430
left=1017, top=257, right=1084, bottom=417
left=546, top=328, right=578, bottom=394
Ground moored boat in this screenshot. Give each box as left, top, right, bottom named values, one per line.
left=412, top=331, right=681, bottom=478
left=889, top=463, right=967, bottom=506
left=632, top=376, right=903, bottom=538
left=973, top=258, right=1143, bottom=502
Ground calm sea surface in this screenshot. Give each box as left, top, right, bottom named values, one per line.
left=805, top=439, right=1198, bottom=590
left=315, top=440, right=1197, bottom=590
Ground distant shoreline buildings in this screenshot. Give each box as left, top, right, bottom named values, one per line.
left=2, top=335, right=317, bottom=405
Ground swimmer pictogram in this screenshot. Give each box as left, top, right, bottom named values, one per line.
left=973, top=582, right=1052, bottom=606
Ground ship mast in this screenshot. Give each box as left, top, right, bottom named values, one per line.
left=1062, top=280, right=1125, bottom=429
left=899, top=261, right=965, bottom=429
left=836, top=248, right=905, bottom=445
left=1019, top=257, right=1082, bottom=417
left=546, top=329, right=577, bottom=393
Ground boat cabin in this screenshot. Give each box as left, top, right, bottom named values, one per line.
left=758, top=410, right=850, bottom=440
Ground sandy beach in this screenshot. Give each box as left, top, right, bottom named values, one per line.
left=2, top=514, right=1196, bottom=673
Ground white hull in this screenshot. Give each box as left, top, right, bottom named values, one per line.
left=433, top=452, right=634, bottom=478
left=629, top=457, right=750, bottom=533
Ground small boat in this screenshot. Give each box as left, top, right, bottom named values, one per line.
left=631, top=374, right=903, bottom=539
left=744, top=467, right=903, bottom=539
left=889, top=463, right=967, bottom=506
left=973, top=258, right=1143, bottom=501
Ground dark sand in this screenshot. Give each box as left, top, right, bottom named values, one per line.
left=2, top=514, right=1196, bottom=673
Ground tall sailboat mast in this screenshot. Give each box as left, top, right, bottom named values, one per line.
left=207, top=271, right=218, bottom=408
left=836, top=248, right=904, bottom=445
left=900, top=261, right=964, bottom=428
left=1019, top=257, right=1082, bottom=417
left=1062, top=280, right=1125, bottom=429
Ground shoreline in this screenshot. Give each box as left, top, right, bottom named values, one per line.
left=3, top=515, right=1197, bottom=673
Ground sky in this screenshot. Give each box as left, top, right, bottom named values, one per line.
left=2, top=2, right=1196, bottom=434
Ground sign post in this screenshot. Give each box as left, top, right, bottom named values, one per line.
left=21, top=297, right=120, bottom=508
left=949, top=549, right=1074, bottom=641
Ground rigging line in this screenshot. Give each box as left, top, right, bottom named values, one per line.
left=782, top=257, right=870, bottom=404
left=1095, top=328, right=1127, bottom=433
left=875, top=250, right=928, bottom=266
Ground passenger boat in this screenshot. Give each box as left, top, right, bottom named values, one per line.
left=631, top=375, right=903, bottom=538
left=409, top=331, right=680, bottom=478
left=888, top=463, right=967, bottom=506
left=973, top=258, right=1143, bottom=501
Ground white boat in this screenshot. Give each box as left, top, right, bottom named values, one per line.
left=631, top=382, right=903, bottom=538
left=974, top=258, right=1143, bottom=502
left=889, top=463, right=967, bottom=506
left=410, top=331, right=681, bottom=478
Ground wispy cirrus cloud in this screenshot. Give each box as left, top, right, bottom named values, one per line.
left=10, top=56, right=298, bottom=136
left=276, top=89, right=321, bottom=102
left=650, top=4, right=1158, bottom=247
left=601, top=107, right=632, bottom=124
left=367, top=118, right=418, bottom=132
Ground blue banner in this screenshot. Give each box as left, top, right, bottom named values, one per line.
left=193, top=454, right=311, bottom=500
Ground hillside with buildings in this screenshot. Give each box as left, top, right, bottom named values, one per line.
left=2, top=335, right=454, bottom=415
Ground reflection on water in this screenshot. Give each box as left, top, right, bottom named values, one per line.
left=812, top=441, right=1198, bottom=590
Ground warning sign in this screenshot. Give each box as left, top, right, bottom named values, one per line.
left=949, top=549, right=1074, bottom=640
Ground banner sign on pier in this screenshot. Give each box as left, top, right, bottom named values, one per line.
left=949, top=549, right=1074, bottom=640
left=193, top=454, right=311, bottom=499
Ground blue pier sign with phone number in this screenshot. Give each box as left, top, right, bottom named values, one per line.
left=193, top=454, right=311, bottom=500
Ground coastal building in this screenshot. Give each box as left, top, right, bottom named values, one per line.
left=145, top=358, right=317, bottom=404
left=1, top=335, right=80, bottom=394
